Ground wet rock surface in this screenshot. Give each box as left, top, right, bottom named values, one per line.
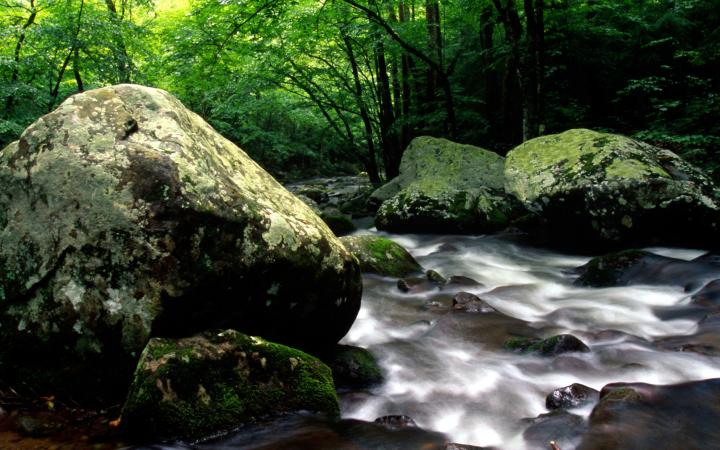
left=149, top=414, right=451, bottom=450
left=574, top=249, right=719, bottom=288
left=546, top=383, right=600, bottom=410
left=578, top=379, right=720, bottom=449
left=321, top=344, right=383, bottom=389
left=522, top=410, right=586, bottom=450
left=373, top=415, right=418, bottom=429
left=452, top=292, right=496, bottom=313
left=504, top=334, right=591, bottom=356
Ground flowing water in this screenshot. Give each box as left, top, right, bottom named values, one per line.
left=337, top=231, right=720, bottom=448
left=140, top=230, right=720, bottom=450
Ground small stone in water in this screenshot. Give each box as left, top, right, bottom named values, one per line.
left=546, top=383, right=599, bottom=410
left=374, top=415, right=417, bottom=429
left=426, top=269, right=447, bottom=284
left=453, top=292, right=496, bottom=313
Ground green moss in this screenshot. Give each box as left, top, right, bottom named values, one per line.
left=122, top=330, right=339, bottom=440
left=325, top=345, right=382, bottom=388
left=504, top=337, right=542, bottom=352
left=369, top=136, right=521, bottom=233
left=340, top=235, right=421, bottom=277
left=505, top=129, right=673, bottom=203
left=605, top=159, right=669, bottom=179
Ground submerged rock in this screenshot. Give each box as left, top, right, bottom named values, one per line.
left=522, top=410, right=586, bottom=450
left=373, top=136, right=525, bottom=233
left=426, top=269, right=448, bottom=284
left=504, top=128, right=720, bottom=249
left=340, top=235, right=422, bottom=277
left=398, top=276, right=437, bottom=293
left=321, top=344, right=383, bottom=389
left=579, top=379, right=720, bottom=449
left=161, top=414, right=449, bottom=449
left=574, top=249, right=719, bottom=288
left=656, top=310, right=720, bottom=356
left=122, top=329, right=339, bottom=440
left=691, top=279, right=720, bottom=308
left=546, top=383, right=600, bottom=410
left=452, top=292, right=496, bottom=313
left=0, top=85, right=361, bottom=393
left=374, top=415, right=418, bottom=429
left=504, top=335, right=590, bottom=356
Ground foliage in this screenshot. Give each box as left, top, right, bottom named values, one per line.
left=1, top=0, right=719, bottom=180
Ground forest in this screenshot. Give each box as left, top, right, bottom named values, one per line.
left=2, top=1, right=720, bottom=450
left=2, top=0, right=719, bottom=181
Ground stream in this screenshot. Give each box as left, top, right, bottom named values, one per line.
left=139, top=229, right=720, bottom=450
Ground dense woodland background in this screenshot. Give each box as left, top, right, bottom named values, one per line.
left=1, top=0, right=719, bottom=182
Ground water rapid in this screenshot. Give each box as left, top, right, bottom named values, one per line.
left=338, top=231, right=720, bottom=449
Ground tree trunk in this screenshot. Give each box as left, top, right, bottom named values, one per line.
left=105, top=0, right=132, bottom=83
left=73, top=47, right=84, bottom=92
left=5, top=0, right=37, bottom=116
left=342, top=0, right=456, bottom=137
left=492, top=0, right=544, bottom=141
left=49, top=0, right=85, bottom=111
left=399, top=0, right=413, bottom=149
left=425, top=0, right=441, bottom=103
left=375, top=40, right=401, bottom=179
left=342, top=34, right=381, bottom=184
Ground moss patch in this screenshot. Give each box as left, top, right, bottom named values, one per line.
left=340, top=235, right=421, bottom=277
left=370, top=136, right=523, bottom=233
left=122, top=330, right=339, bottom=440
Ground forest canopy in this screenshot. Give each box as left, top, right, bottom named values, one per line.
left=1, top=0, right=719, bottom=181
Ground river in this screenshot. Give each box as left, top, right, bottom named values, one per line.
left=137, top=229, right=720, bottom=450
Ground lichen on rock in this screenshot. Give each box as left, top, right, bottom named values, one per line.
left=371, top=136, right=524, bottom=233
left=0, top=85, right=362, bottom=393
left=504, top=128, right=720, bottom=248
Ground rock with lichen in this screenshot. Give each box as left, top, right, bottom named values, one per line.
left=372, top=136, right=524, bottom=233
left=504, top=128, right=720, bottom=248
left=340, top=234, right=421, bottom=277
left=121, top=329, right=339, bottom=440
left=0, top=85, right=361, bottom=390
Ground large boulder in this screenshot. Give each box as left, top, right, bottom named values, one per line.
left=0, top=85, right=361, bottom=387
left=122, top=329, right=339, bottom=440
left=504, top=129, right=720, bottom=248
left=372, top=137, right=524, bottom=233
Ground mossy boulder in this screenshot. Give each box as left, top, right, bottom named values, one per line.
left=0, top=85, right=361, bottom=389
left=372, top=136, right=524, bottom=233
left=340, top=234, right=422, bottom=277
left=504, top=129, right=720, bottom=248
left=321, top=344, right=383, bottom=389
left=122, top=329, right=339, bottom=440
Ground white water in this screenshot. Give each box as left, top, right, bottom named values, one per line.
left=340, top=231, right=720, bottom=449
